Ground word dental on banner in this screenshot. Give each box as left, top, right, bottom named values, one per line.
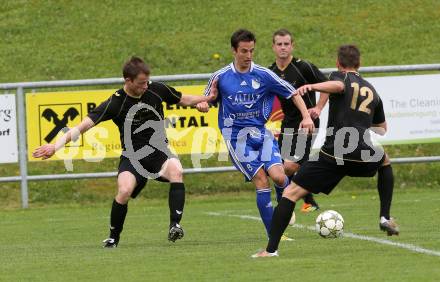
left=0, top=94, right=18, bottom=163
left=313, top=74, right=440, bottom=149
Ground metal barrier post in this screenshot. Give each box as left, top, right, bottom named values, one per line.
left=16, top=86, right=29, bottom=208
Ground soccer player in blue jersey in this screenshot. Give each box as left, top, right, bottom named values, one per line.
left=197, top=29, right=314, bottom=238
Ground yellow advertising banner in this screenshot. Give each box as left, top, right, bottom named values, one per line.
left=26, top=86, right=229, bottom=161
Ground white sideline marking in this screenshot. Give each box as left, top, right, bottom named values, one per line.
left=206, top=212, right=440, bottom=258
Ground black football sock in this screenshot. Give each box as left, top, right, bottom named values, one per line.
left=109, top=199, right=127, bottom=241
left=377, top=165, right=394, bottom=220
left=303, top=193, right=318, bottom=207
left=266, top=197, right=296, bottom=253
left=169, top=182, right=185, bottom=225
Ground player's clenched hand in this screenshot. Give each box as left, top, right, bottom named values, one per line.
left=196, top=102, right=210, bottom=113
left=296, top=84, right=313, bottom=96
left=308, top=106, right=321, bottom=120
left=32, top=144, right=56, bottom=160
left=299, top=116, right=315, bottom=134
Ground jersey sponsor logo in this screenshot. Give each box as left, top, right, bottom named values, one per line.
left=39, top=104, right=83, bottom=145
left=235, top=93, right=258, bottom=104
left=230, top=93, right=261, bottom=109
left=234, top=110, right=260, bottom=120
left=240, top=80, right=247, bottom=86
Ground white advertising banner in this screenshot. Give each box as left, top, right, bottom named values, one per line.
left=0, top=94, right=18, bottom=163
left=314, top=74, right=440, bottom=148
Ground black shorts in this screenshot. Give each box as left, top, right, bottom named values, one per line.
left=293, top=151, right=385, bottom=195
left=278, top=131, right=316, bottom=165
left=118, top=149, right=176, bottom=198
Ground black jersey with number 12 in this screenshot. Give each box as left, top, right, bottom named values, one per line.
left=321, top=71, right=386, bottom=161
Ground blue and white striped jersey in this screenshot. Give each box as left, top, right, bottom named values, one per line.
left=205, top=62, right=296, bottom=136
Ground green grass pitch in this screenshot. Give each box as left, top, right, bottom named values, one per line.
left=1, top=188, right=439, bottom=281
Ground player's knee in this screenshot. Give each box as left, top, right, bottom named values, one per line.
left=282, top=185, right=295, bottom=199
left=382, top=153, right=391, bottom=166
left=273, top=174, right=287, bottom=187
left=168, top=167, right=183, bottom=181
left=165, top=160, right=183, bottom=181
left=117, top=184, right=134, bottom=202
left=282, top=183, right=307, bottom=202
left=253, top=173, right=270, bottom=188
left=284, top=162, right=300, bottom=176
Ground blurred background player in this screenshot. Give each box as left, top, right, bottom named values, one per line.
left=33, top=56, right=217, bottom=248
left=269, top=28, right=328, bottom=212
left=253, top=44, right=398, bottom=258
left=196, top=29, right=314, bottom=239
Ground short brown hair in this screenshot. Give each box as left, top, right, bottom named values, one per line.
left=230, top=29, right=256, bottom=50
left=272, top=29, right=293, bottom=43
left=122, top=56, right=150, bottom=80
left=337, top=45, right=361, bottom=69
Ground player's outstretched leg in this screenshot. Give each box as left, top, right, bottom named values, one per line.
left=252, top=197, right=296, bottom=258
left=168, top=182, right=185, bottom=242
left=256, top=188, right=274, bottom=236
left=103, top=199, right=128, bottom=248
left=377, top=164, right=399, bottom=236
left=270, top=168, right=295, bottom=238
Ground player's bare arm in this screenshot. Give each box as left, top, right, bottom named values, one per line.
left=297, top=81, right=344, bottom=96
left=32, top=117, right=95, bottom=160
left=371, top=121, right=387, bottom=136
left=178, top=89, right=217, bottom=106
left=308, top=92, right=329, bottom=120
left=291, top=94, right=314, bottom=133
left=196, top=79, right=218, bottom=112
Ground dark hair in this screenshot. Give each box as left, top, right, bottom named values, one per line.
left=337, top=45, right=361, bottom=69
left=230, top=29, right=256, bottom=50
left=272, top=28, right=293, bottom=43
left=122, top=56, right=150, bottom=80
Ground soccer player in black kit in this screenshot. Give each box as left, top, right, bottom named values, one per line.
left=269, top=29, right=328, bottom=212
left=253, top=45, right=398, bottom=258
left=33, top=57, right=217, bottom=248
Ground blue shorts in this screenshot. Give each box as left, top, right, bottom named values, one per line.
left=224, top=129, right=282, bottom=181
